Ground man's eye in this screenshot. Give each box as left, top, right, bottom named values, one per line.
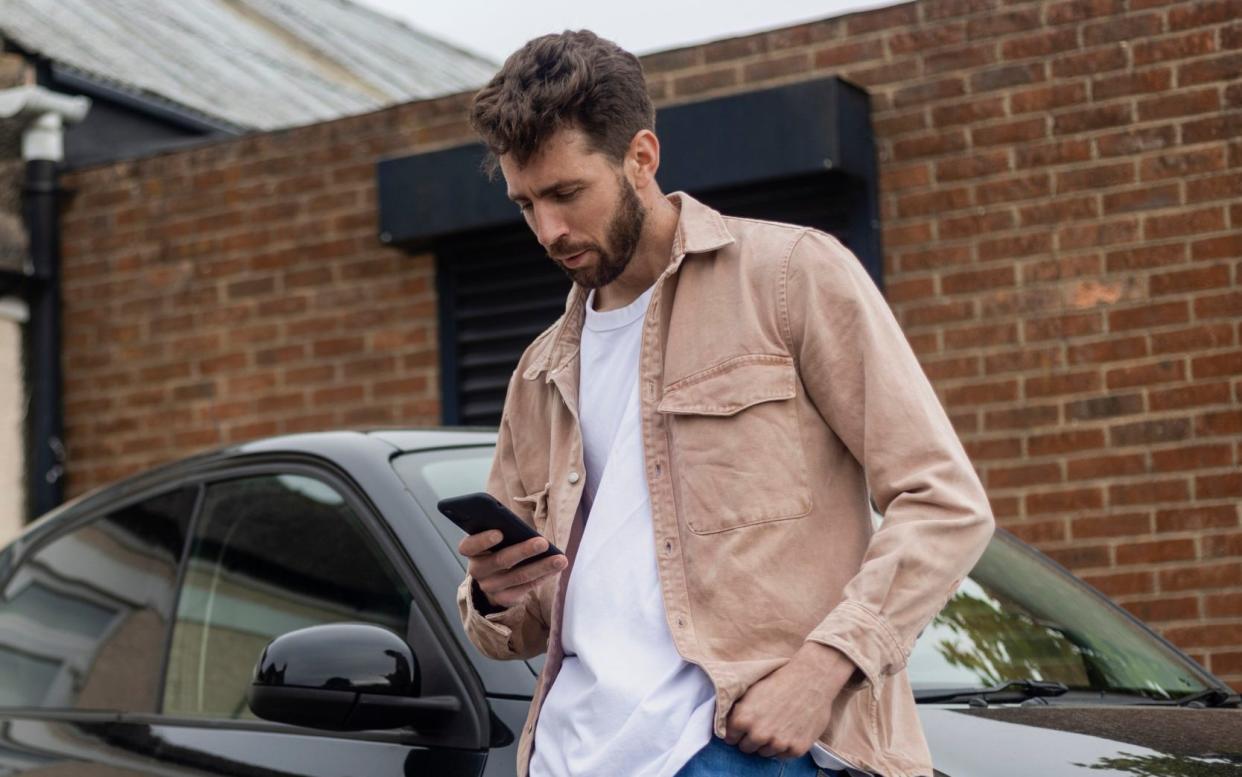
left=516, top=202, right=532, bottom=214
left=554, top=189, right=578, bottom=202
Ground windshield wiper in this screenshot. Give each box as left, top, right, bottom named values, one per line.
left=915, top=679, right=1070, bottom=705
left=1169, top=688, right=1242, bottom=708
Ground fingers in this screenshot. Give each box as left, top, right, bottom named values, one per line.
left=458, top=530, right=503, bottom=557
left=469, top=538, right=568, bottom=609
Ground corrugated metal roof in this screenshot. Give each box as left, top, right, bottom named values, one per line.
left=0, top=0, right=497, bottom=130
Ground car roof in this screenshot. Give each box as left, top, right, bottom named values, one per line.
left=18, top=428, right=498, bottom=539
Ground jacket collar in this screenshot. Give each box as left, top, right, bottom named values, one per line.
left=522, top=191, right=734, bottom=382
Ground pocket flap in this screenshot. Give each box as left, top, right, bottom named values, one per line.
left=657, top=354, right=796, bottom=416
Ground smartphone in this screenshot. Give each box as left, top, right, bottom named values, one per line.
left=437, top=492, right=564, bottom=566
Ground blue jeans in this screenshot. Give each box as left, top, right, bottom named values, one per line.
left=674, top=737, right=841, bottom=776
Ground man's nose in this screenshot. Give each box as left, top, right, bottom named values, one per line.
left=532, top=205, right=569, bottom=250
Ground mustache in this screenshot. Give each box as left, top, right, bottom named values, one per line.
left=547, top=239, right=599, bottom=261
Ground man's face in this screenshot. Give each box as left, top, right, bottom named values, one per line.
left=500, top=128, right=646, bottom=289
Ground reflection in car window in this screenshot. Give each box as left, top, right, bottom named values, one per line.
left=0, top=487, right=196, bottom=711
left=392, top=448, right=494, bottom=565
left=162, top=473, right=412, bottom=719
left=908, top=534, right=1208, bottom=699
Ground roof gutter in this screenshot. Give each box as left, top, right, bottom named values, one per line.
left=0, top=85, right=91, bottom=521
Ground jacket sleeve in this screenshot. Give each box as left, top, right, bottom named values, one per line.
left=456, top=402, right=552, bottom=661
left=782, top=229, right=995, bottom=697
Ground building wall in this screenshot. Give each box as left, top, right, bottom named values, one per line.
left=57, top=0, right=1240, bottom=687
left=0, top=51, right=34, bottom=542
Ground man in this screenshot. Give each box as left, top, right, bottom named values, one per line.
left=455, top=30, right=994, bottom=777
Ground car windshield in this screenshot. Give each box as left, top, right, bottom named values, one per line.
left=394, top=446, right=1212, bottom=702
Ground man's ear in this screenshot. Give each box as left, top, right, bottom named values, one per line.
left=626, top=129, right=660, bottom=191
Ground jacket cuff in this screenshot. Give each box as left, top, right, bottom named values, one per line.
left=456, top=575, right=524, bottom=656
left=806, top=600, right=907, bottom=700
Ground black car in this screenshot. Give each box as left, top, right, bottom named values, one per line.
left=0, top=429, right=1238, bottom=776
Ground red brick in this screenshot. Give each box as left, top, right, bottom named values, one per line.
left=1082, top=570, right=1154, bottom=598
left=1108, top=301, right=1189, bottom=332
left=1092, top=67, right=1173, bottom=100
left=1025, top=371, right=1100, bottom=399
left=988, top=462, right=1063, bottom=489
left=898, top=244, right=973, bottom=272
left=1065, top=393, right=1144, bottom=421
left=1057, top=219, right=1140, bottom=250
left=1151, top=265, right=1231, bottom=295
left=1027, top=487, right=1104, bottom=515
left=1019, top=198, right=1101, bottom=228
left=904, top=300, right=975, bottom=327
left=1187, top=171, right=1242, bottom=204
left=1196, top=410, right=1242, bottom=436
left=1022, top=312, right=1102, bottom=341
left=1195, top=292, right=1242, bottom=320
left=1067, top=337, right=1148, bottom=365
left=1161, top=563, right=1242, bottom=596
left=1105, top=360, right=1186, bottom=390
left=964, top=437, right=1022, bottom=460
left=1149, top=381, right=1233, bottom=411
left=931, top=96, right=1007, bottom=128
left=1117, top=539, right=1198, bottom=565
left=1192, top=351, right=1242, bottom=380
left=1029, top=429, right=1106, bottom=457
left=1072, top=512, right=1152, bottom=539
left=941, top=266, right=1016, bottom=294
left=1144, top=207, right=1227, bottom=240
left=1110, top=479, right=1190, bottom=507
left=1204, top=532, right=1242, bottom=558
left=1010, top=82, right=1087, bottom=115
left=923, top=355, right=981, bottom=381
left=1095, top=125, right=1179, bottom=158
left=1051, top=44, right=1128, bottom=78
left=938, top=210, right=1016, bottom=239
left=1206, top=593, right=1242, bottom=618
left=971, top=117, right=1047, bottom=147
left=936, top=150, right=1012, bottom=184
left=1015, top=138, right=1092, bottom=168
left=1156, top=505, right=1239, bottom=532
left=1140, top=147, right=1227, bottom=182
left=984, top=347, right=1062, bottom=375
left=1151, top=444, right=1235, bottom=472
left=1007, top=519, right=1067, bottom=544
left=1053, top=103, right=1132, bottom=135
left=1105, top=242, right=1186, bottom=272
left=1112, top=414, right=1187, bottom=444
left=1192, top=233, right=1242, bottom=261
left=1123, top=596, right=1201, bottom=623
left=1137, top=87, right=1221, bottom=121
left=985, top=404, right=1060, bottom=431
left=1068, top=453, right=1148, bottom=481
left=1045, top=544, right=1111, bottom=569
left=896, top=186, right=973, bottom=217
left=1133, top=29, right=1217, bottom=65
left=1198, top=473, right=1242, bottom=499
left=1169, top=0, right=1242, bottom=32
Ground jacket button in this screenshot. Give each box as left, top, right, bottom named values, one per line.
left=567, top=471, right=580, bottom=484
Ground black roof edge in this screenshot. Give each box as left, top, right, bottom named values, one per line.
left=48, top=63, right=249, bottom=136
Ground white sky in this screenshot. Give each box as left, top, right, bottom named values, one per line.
left=353, top=0, right=910, bottom=63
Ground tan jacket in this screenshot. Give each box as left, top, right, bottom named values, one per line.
left=457, top=192, right=995, bottom=777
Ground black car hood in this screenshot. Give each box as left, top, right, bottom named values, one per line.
left=920, top=705, right=1242, bottom=776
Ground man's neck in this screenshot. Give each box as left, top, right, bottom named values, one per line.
left=592, top=195, right=681, bottom=312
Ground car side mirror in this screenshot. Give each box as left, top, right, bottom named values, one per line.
left=248, top=623, right=460, bottom=731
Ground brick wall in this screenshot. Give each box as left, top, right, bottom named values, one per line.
left=58, top=0, right=1240, bottom=687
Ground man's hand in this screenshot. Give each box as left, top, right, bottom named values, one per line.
left=459, top=531, right=568, bottom=610
left=724, top=642, right=858, bottom=759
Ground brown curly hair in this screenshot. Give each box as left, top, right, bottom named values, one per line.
left=469, top=30, right=655, bottom=177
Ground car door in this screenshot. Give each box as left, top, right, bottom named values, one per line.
left=0, top=485, right=199, bottom=774
left=145, top=463, right=489, bottom=776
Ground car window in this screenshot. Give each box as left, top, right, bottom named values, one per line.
left=908, top=533, right=1210, bottom=699
left=391, top=447, right=494, bottom=567
left=0, top=487, right=196, bottom=711
left=162, top=473, right=412, bottom=719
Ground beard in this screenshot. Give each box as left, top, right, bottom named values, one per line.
left=549, top=173, right=646, bottom=289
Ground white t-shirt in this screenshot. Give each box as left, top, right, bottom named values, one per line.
left=529, top=285, right=715, bottom=777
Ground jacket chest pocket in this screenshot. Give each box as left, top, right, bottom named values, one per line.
left=657, top=354, right=812, bottom=534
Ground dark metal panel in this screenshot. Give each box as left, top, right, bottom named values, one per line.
left=376, top=76, right=874, bottom=246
